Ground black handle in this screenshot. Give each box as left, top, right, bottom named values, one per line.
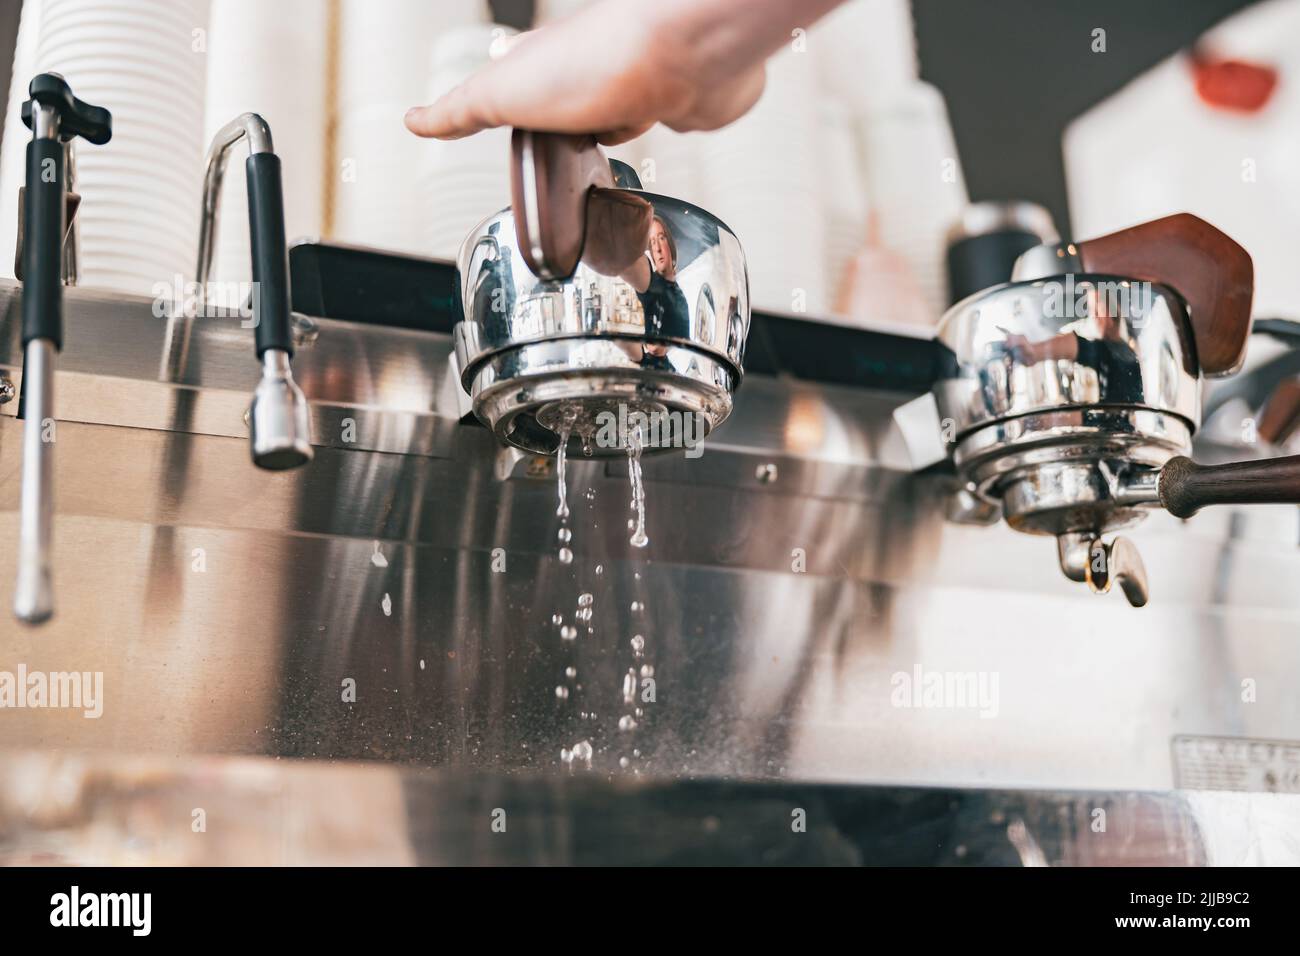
left=1159, top=454, right=1300, bottom=518
left=245, top=152, right=292, bottom=357
left=21, top=73, right=112, bottom=144
left=21, top=140, right=66, bottom=348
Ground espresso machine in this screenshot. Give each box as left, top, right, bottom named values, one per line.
left=3, top=106, right=1299, bottom=863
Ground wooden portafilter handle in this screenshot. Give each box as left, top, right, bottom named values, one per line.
left=1076, top=213, right=1254, bottom=376
left=510, top=129, right=652, bottom=280
left=1159, top=454, right=1300, bottom=518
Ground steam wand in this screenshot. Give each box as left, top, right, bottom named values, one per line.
left=196, top=113, right=312, bottom=470
left=13, top=74, right=111, bottom=624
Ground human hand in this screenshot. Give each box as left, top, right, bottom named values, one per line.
left=405, top=0, right=842, bottom=144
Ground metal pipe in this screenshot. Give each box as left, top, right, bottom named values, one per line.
left=195, top=113, right=274, bottom=291
left=14, top=101, right=62, bottom=624
left=14, top=338, right=55, bottom=623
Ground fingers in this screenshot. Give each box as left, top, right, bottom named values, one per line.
left=405, top=33, right=525, bottom=140
left=596, top=123, right=654, bottom=146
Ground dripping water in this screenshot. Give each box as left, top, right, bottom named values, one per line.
left=627, top=423, right=648, bottom=548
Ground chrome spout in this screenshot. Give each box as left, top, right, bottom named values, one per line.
left=249, top=348, right=312, bottom=470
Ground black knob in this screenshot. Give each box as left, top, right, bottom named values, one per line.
left=21, top=73, right=112, bottom=145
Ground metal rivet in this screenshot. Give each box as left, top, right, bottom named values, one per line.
left=0, top=378, right=14, bottom=404
left=755, top=462, right=778, bottom=484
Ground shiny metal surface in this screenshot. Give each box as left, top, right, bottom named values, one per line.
left=249, top=348, right=313, bottom=470
left=934, top=276, right=1200, bottom=438
left=3, top=750, right=1299, bottom=865
left=931, top=262, right=1225, bottom=605
left=1, top=281, right=1299, bottom=799
left=454, top=179, right=749, bottom=456
left=196, top=113, right=274, bottom=292
left=13, top=338, right=53, bottom=624
left=61, top=142, right=77, bottom=286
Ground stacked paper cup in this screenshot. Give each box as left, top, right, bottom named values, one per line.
left=820, top=101, right=868, bottom=315
left=203, top=0, right=326, bottom=284
left=858, top=82, right=969, bottom=324
left=698, top=47, right=827, bottom=316
left=811, top=0, right=919, bottom=113
left=421, top=25, right=516, bottom=261
left=0, top=0, right=44, bottom=281
left=334, top=0, right=487, bottom=255
left=635, top=124, right=704, bottom=207
left=18, top=0, right=211, bottom=296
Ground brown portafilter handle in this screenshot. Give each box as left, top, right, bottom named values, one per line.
left=1159, top=454, right=1300, bottom=518
left=1075, top=213, right=1254, bottom=375
left=1257, top=378, right=1300, bottom=447
left=510, top=129, right=652, bottom=280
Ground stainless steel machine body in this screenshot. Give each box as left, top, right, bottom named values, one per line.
left=0, top=280, right=1297, bottom=805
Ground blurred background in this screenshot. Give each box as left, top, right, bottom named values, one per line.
left=0, top=0, right=1289, bottom=325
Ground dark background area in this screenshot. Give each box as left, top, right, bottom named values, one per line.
left=911, top=0, right=1258, bottom=236
left=0, top=0, right=1263, bottom=237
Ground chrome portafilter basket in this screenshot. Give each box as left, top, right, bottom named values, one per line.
left=452, top=132, right=749, bottom=458
left=933, top=214, right=1300, bottom=607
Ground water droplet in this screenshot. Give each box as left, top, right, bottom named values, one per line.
left=631, top=634, right=645, bottom=656
left=576, top=607, right=592, bottom=623
left=618, top=715, right=638, bottom=732
left=381, top=593, right=393, bottom=617
left=595, top=564, right=603, bottom=575
left=565, top=666, right=577, bottom=679
left=627, top=425, right=649, bottom=547
left=555, top=414, right=575, bottom=518
left=630, top=601, right=644, bottom=614
left=557, top=527, right=572, bottom=544
left=640, top=664, right=655, bottom=677
left=558, top=547, right=573, bottom=565
left=633, top=749, right=641, bottom=758
left=552, top=613, right=563, bottom=626
left=619, top=756, right=630, bottom=768
left=622, top=670, right=637, bottom=705
left=577, top=593, right=593, bottom=607
left=555, top=685, right=569, bottom=700
left=419, top=659, right=425, bottom=670
left=572, top=740, right=593, bottom=766
left=370, top=542, right=388, bottom=568
left=560, top=625, right=578, bottom=641
left=585, top=488, right=596, bottom=501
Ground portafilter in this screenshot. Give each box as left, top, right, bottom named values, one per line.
left=452, top=132, right=749, bottom=457
left=933, top=213, right=1300, bottom=606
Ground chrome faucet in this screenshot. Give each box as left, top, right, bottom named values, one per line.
left=196, top=113, right=312, bottom=471
left=13, top=74, right=111, bottom=625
